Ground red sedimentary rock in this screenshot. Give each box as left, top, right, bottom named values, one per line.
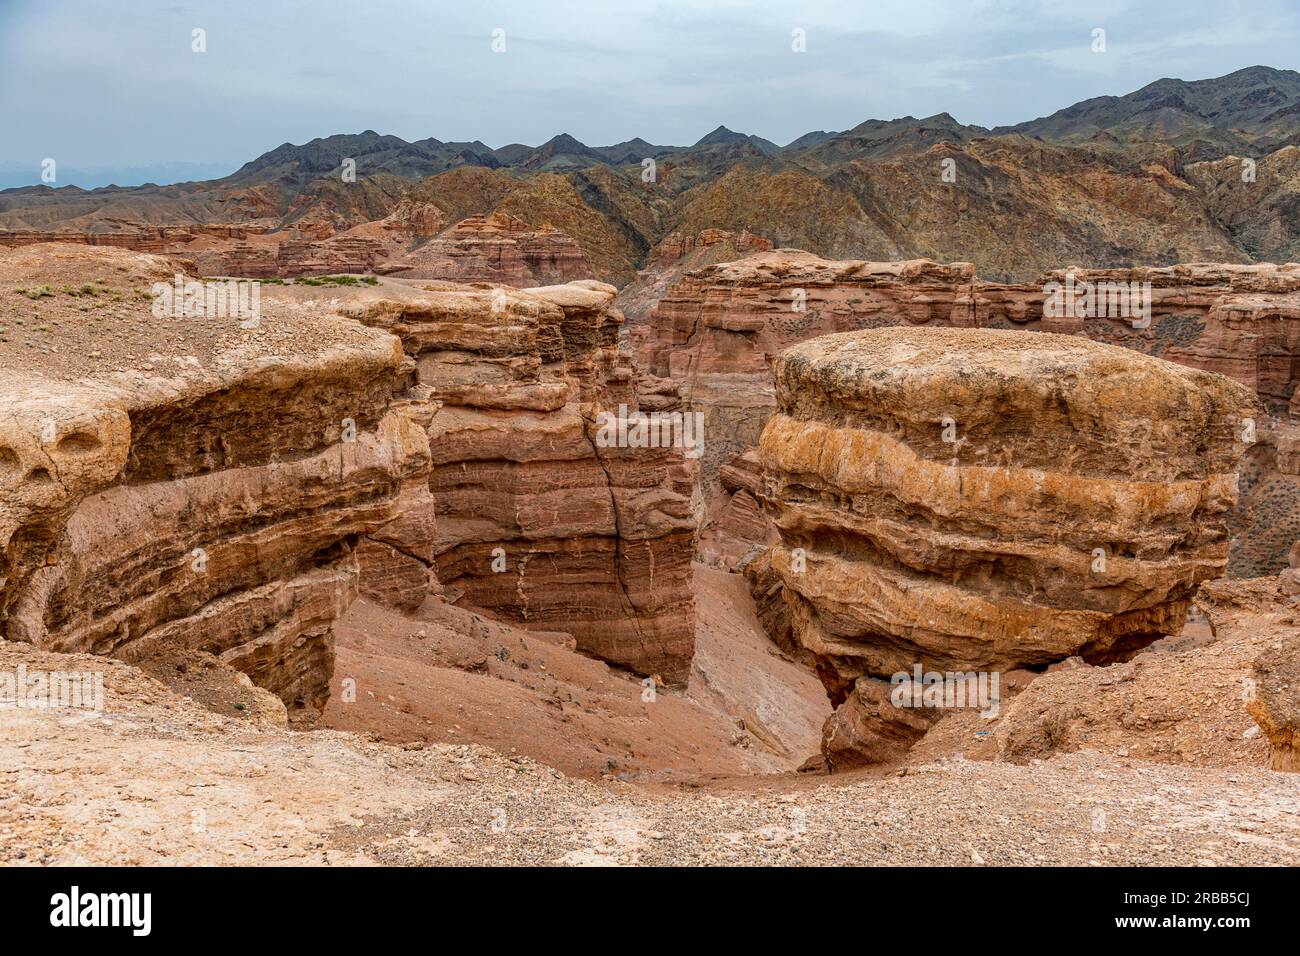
left=758, top=327, right=1257, bottom=768
left=341, top=279, right=698, bottom=682
left=639, top=249, right=1300, bottom=574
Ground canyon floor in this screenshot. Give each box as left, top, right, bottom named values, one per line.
left=321, top=564, right=829, bottom=781
left=5, top=638, right=1298, bottom=866
left=5, top=566, right=1298, bottom=866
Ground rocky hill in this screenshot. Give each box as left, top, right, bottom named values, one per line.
left=998, top=65, right=1300, bottom=155
left=3, top=68, right=1299, bottom=285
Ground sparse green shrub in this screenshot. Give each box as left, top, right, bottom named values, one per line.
left=296, top=274, right=378, bottom=287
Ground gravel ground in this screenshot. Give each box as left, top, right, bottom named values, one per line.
left=4, top=645, right=1298, bottom=867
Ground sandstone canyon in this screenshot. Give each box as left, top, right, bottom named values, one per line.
left=635, top=249, right=1300, bottom=580
left=4, top=50, right=1300, bottom=877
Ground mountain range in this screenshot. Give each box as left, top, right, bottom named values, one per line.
left=3, top=65, right=1298, bottom=282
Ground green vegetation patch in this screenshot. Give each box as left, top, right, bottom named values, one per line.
left=295, top=274, right=379, bottom=287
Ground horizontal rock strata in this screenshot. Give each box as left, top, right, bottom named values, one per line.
left=342, top=279, right=698, bottom=682
left=757, top=327, right=1258, bottom=767
left=379, top=213, right=590, bottom=285
left=639, top=249, right=1300, bottom=574
left=0, top=211, right=594, bottom=288
left=0, top=244, right=429, bottom=721
left=0, top=243, right=700, bottom=715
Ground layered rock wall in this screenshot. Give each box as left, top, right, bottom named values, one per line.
left=0, top=245, right=428, bottom=721
left=640, top=252, right=980, bottom=493
left=379, top=213, right=590, bottom=285
left=0, top=212, right=594, bottom=287
left=343, top=279, right=698, bottom=682
left=0, top=243, right=697, bottom=726
left=757, top=327, right=1257, bottom=767
left=640, top=249, right=1300, bottom=573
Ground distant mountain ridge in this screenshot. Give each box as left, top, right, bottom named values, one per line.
left=2, top=66, right=1298, bottom=284
left=173, top=66, right=1300, bottom=182
left=0, top=161, right=240, bottom=191
left=996, top=65, right=1300, bottom=158
left=8, top=66, right=1292, bottom=194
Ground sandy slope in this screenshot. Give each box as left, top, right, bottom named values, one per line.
left=4, top=641, right=1300, bottom=866
left=321, top=565, right=827, bottom=781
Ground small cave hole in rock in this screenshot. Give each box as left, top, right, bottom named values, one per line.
left=57, top=432, right=102, bottom=455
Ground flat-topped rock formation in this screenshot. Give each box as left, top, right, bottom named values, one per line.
left=0, top=244, right=429, bottom=721
left=0, top=243, right=698, bottom=725
left=378, top=213, right=590, bottom=285
left=640, top=248, right=1300, bottom=574
left=341, top=278, right=699, bottom=683
left=757, top=327, right=1258, bottom=768
left=1033, top=262, right=1300, bottom=413
left=641, top=249, right=1300, bottom=430
left=0, top=223, right=277, bottom=252
left=0, top=212, right=594, bottom=288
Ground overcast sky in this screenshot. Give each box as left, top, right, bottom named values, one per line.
left=2, top=0, right=1297, bottom=172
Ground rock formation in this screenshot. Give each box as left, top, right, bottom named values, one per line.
left=0, top=243, right=698, bottom=730
left=616, top=228, right=773, bottom=327
left=379, top=213, right=590, bottom=285
left=639, top=249, right=1300, bottom=574
left=7, top=69, right=1300, bottom=288
left=0, top=224, right=275, bottom=253
left=0, top=244, right=428, bottom=721
left=639, top=252, right=989, bottom=493
left=0, top=212, right=594, bottom=288
left=757, top=327, right=1258, bottom=768
left=340, top=278, right=699, bottom=683
left=696, top=449, right=770, bottom=570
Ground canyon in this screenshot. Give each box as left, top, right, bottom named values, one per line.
left=0, top=244, right=697, bottom=720
left=334, top=273, right=698, bottom=682
left=3, top=238, right=1295, bottom=785
left=3, top=64, right=1300, bottom=868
